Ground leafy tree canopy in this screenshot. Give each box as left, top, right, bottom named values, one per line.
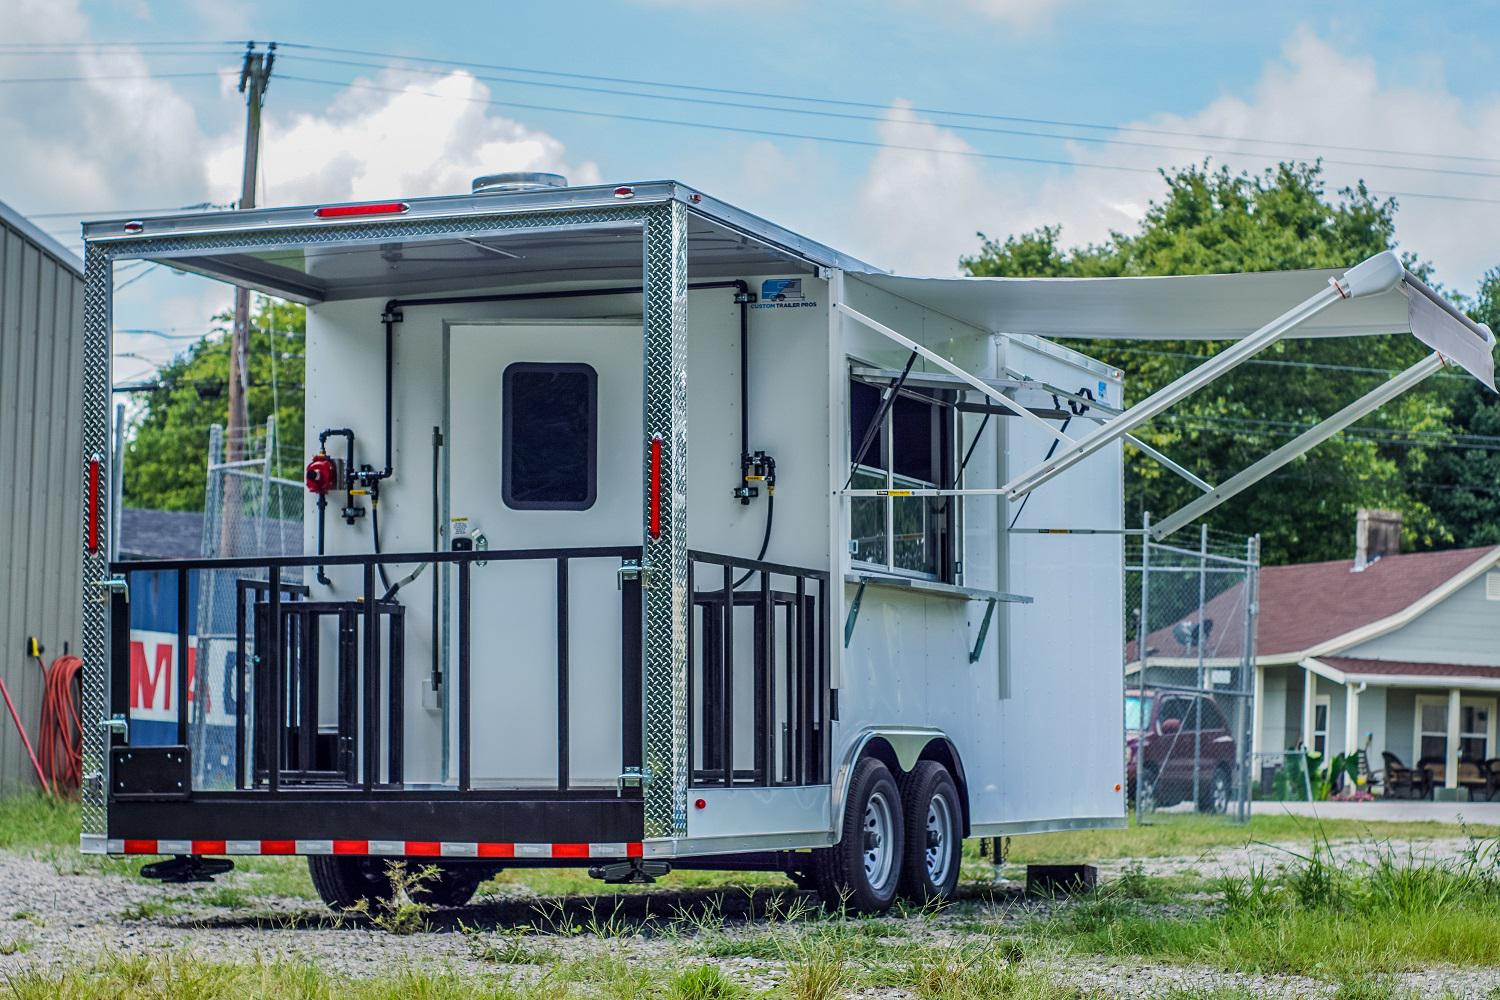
left=123, top=297, right=305, bottom=512
left=963, top=161, right=1488, bottom=564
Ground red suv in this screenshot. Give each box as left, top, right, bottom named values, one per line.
left=1126, top=690, right=1236, bottom=813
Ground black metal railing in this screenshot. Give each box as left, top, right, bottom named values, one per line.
left=688, top=551, right=831, bottom=789
left=109, top=545, right=642, bottom=800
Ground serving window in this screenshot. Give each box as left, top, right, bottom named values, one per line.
left=848, top=376, right=955, bottom=580
left=502, top=362, right=598, bottom=510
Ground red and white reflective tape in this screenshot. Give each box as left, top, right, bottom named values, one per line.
left=104, top=838, right=643, bottom=859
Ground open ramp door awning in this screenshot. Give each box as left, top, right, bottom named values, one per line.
left=839, top=251, right=1495, bottom=539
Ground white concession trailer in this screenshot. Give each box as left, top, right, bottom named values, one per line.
left=78, top=175, right=1494, bottom=913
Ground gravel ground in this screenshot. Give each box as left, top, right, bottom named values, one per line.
left=0, top=839, right=1497, bottom=997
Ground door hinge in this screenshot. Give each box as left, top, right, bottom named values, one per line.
left=617, top=561, right=654, bottom=589
left=100, top=714, right=128, bottom=737
left=90, top=574, right=129, bottom=603
left=616, top=766, right=650, bottom=796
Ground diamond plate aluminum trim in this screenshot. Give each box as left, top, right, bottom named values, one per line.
left=641, top=202, right=690, bottom=839
left=80, top=243, right=111, bottom=836
left=82, top=205, right=654, bottom=840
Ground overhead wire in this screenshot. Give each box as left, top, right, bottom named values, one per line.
left=271, top=40, right=1500, bottom=167
left=276, top=52, right=1500, bottom=183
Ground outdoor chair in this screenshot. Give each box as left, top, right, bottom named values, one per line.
left=1484, top=759, right=1500, bottom=802
left=1356, top=749, right=1381, bottom=794
left=1381, top=752, right=1433, bottom=799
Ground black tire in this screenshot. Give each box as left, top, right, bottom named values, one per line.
left=308, top=855, right=396, bottom=912
left=812, top=757, right=904, bottom=914
left=413, top=864, right=487, bottom=907
left=1198, top=765, right=1230, bottom=814
left=897, top=761, right=963, bottom=904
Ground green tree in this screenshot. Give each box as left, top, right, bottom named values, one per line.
left=1421, top=268, right=1500, bottom=547
left=963, top=161, right=1457, bottom=564
left=124, top=297, right=305, bottom=511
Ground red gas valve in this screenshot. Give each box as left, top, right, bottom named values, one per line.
left=305, top=451, right=338, bottom=495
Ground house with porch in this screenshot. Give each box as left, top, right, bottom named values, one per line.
left=1135, top=511, right=1500, bottom=799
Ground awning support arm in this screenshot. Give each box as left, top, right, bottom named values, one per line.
left=1002, top=277, right=1346, bottom=498
left=1149, top=351, right=1446, bottom=539
left=1122, top=433, right=1213, bottom=494
left=834, top=302, right=1073, bottom=445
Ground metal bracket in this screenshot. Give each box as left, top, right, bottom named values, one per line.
left=100, top=714, right=128, bottom=738
left=616, top=765, right=650, bottom=796
left=969, top=598, right=998, bottom=664
left=90, top=574, right=129, bottom=603
left=843, top=579, right=867, bottom=648
left=732, top=291, right=757, bottom=304
left=617, top=560, right=653, bottom=589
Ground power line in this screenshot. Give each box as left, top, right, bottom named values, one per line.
left=0, top=71, right=224, bottom=85
left=278, top=52, right=1500, bottom=183
left=276, top=73, right=1500, bottom=208
left=28, top=202, right=232, bottom=219
left=274, top=40, right=1500, bottom=168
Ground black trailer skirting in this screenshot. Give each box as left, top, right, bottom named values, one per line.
left=108, top=793, right=644, bottom=846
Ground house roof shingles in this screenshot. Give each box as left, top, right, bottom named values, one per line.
left=1318, top=656, right=1500, bottom=681
left=1132, top=545, right=1500, bottom=662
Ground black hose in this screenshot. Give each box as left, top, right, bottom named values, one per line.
left=315, top=493, right=331, bottom=586
left=732, top=492, right=775, bottom=590
left=370, top=500, right=393, bottom=591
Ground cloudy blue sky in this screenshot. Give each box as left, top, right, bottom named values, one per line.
left=4, top=0, right=1500, bottom=385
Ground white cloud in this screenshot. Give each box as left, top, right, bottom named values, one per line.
left=219, top=69, right=601, bottom=206
left=840, top=29, right=1500, bottom=290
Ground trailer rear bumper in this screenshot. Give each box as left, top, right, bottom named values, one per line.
left=86, top=793, right=643, bottom=858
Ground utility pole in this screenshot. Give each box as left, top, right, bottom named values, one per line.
left=226, top=41, right=274, bottom=462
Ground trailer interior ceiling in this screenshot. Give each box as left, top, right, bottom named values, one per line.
left=112, top=215, right=819, bottom=303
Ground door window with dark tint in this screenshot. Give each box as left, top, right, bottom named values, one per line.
left=502, top=362, right=598, bottom=510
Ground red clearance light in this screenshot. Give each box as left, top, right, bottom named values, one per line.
left=314, top=201, right=410, bottom=219
left=122, top=221, right=144, bottom=234
left=613, top=186, right=635, bottom=200
left=649, top=435, right=662, bottom=539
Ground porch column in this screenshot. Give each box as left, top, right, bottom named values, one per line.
left=1344, top=683, right=1361, bottom=757
left=1446, top=687, right=1461, bottom=790
left=1302, top=666, right=1316, bottom=749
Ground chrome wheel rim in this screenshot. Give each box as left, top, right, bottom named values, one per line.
left=862, top=789, right=896, bottom=891
left=924, top=793, right=954, bottom=885
left=1213, top=772, right=1229, bottom=813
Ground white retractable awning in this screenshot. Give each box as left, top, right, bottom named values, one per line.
left=840, top=251, right=1496, bottom=539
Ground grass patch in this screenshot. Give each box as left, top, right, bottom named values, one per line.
left=1001, top=813, right=1500, bottom=866
left=1044, top=835, right=1500, bottom=979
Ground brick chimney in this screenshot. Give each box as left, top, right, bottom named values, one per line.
left=1354, top=509, right=1402, bottom=571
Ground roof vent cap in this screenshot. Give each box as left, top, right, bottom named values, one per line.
left=472, top=172, right=567, bottom=194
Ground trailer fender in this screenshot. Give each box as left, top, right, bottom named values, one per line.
left=831, top=728, right=971, bottom=843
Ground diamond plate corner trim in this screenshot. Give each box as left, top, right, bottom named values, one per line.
left=641, top=202, right=690, bottom=839
left=80, top=243, right=112, bottom=837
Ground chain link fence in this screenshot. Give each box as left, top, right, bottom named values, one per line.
left=189, top=418, right=302, bottom=788
left=1127, top=520, right=1260, bottom=823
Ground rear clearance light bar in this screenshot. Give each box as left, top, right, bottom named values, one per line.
left=99, top=838, right=644, bottom=859
left=313, top=201, right=410, bottom=219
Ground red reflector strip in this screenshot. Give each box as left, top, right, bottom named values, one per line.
left=87, top=457, right=101, bottom=553
left=111, top=839, right=642, bottom=858
left=314, top=201, right=410, bottom=219
left=649, top=435, right=662, bottom=539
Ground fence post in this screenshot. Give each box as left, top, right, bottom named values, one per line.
left=1192, top=524, right=1207, bottom=812
left=1136, top=511, right=1151, bottom=826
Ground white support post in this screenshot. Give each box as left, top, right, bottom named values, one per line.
left=833, top=302, right=1073, bottom=446
left=1302, top=667, right=1317, bottom=751
left=1447, top=688, right=1461, bottom=791
left=1345, top=683, right=1361, bottom=758
left=1251, top=664, right=1264, bottom=781
left=1003, top=280, right=1345, bottom=499
left=1150, top=352, right=1445, bottom=539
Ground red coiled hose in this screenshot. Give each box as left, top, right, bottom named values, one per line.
left=36, top=654, right=83, bottom=795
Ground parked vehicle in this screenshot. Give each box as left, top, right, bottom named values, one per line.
left=1127, top=690, right=1235, bottom=813
left=76, top=175, right=1492, bottom=914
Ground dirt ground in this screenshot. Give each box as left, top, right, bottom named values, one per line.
left=0, top=837, right=1496, bottom=998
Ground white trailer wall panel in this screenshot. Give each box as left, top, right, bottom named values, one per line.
left=0, top=199, right=84, bottom=792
